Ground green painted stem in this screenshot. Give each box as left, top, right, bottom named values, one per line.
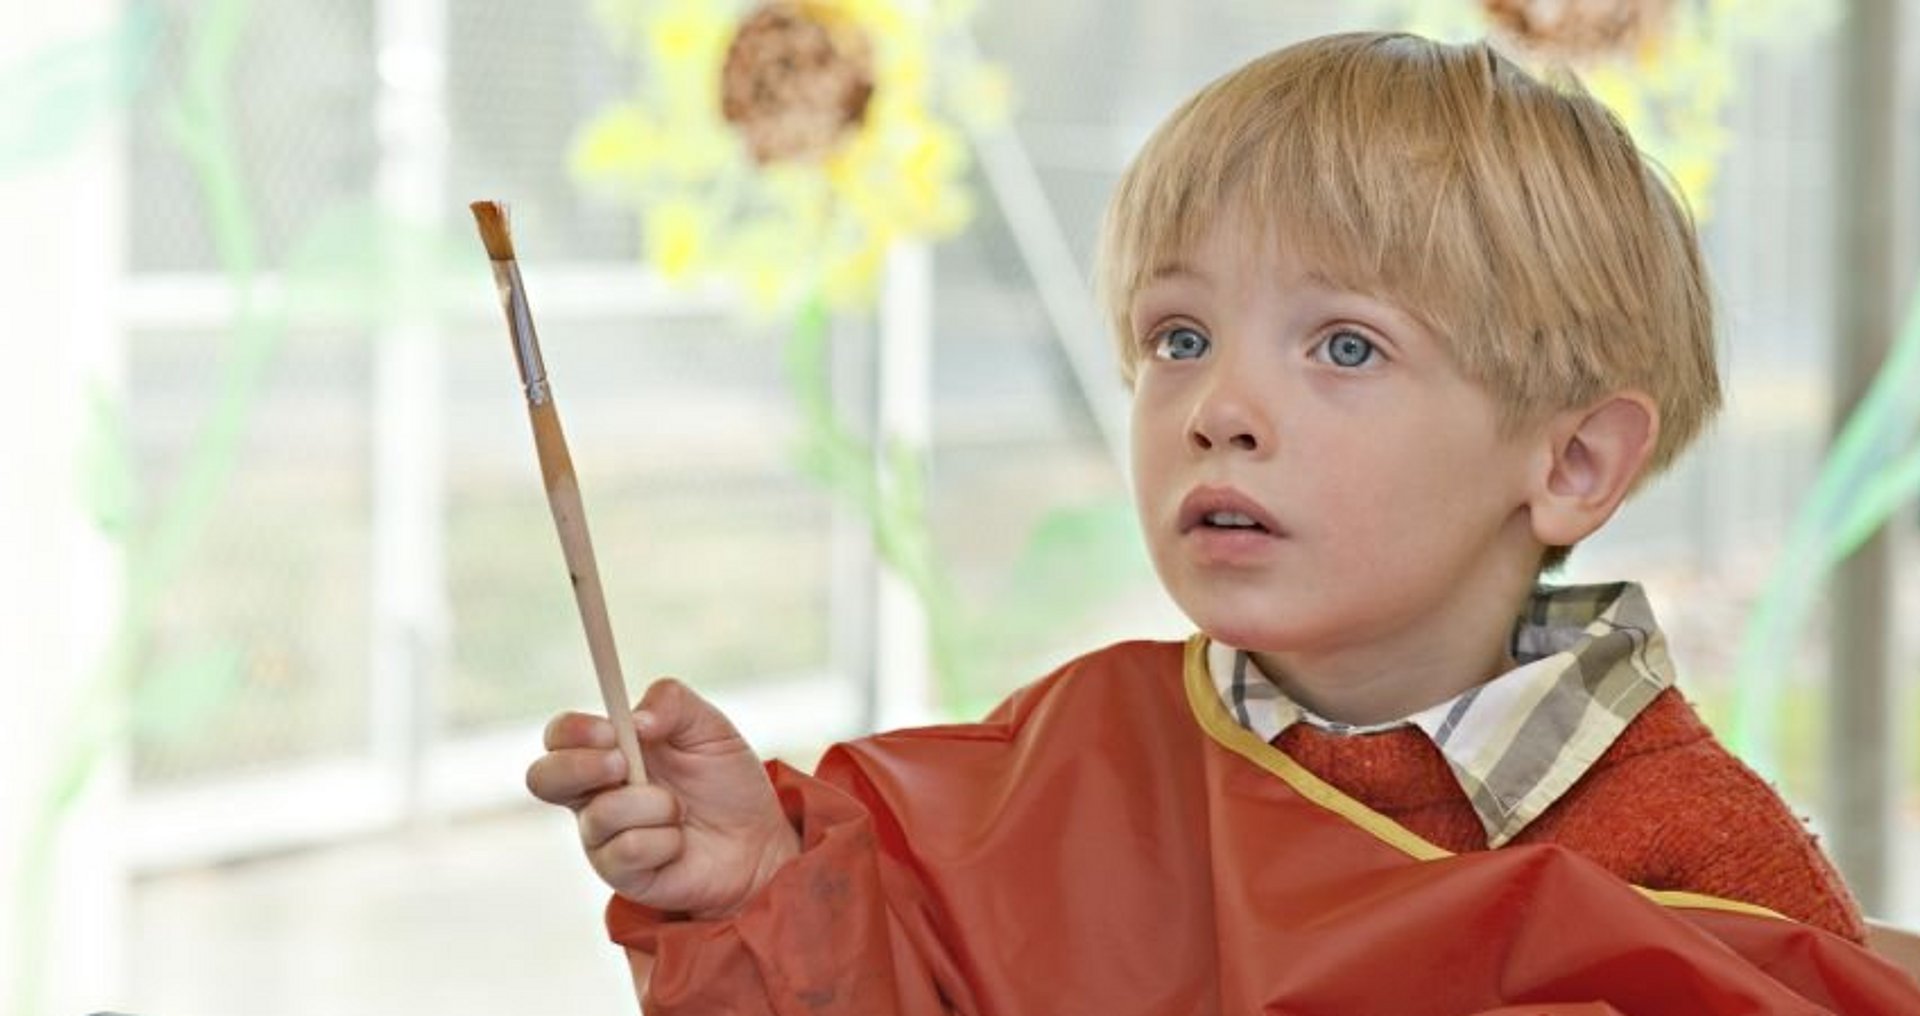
left=1729, top=275, right=1920, bottom=774
left=782, top=294, right=971, bottom=713
left=10, top=1, right=281, bottom=1013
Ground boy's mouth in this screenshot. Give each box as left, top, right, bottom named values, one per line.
left=1177, top=487, right=1282, bottom=536
left=1202, top=511, right=1264, bottom=530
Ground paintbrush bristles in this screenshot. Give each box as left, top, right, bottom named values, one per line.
left=470, top=200, right=517, bottom=261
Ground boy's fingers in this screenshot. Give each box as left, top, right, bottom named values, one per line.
left=593, top=826, right=685, bottom=892
left=577, top=784, right=684, bottom=850
left=525, top=747, right=627, bottom=807
left=543, top=711, right=615, bottom=751
left=635, top=678, right=743, bottom=751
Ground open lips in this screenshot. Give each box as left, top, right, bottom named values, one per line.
left=1177, top=487, right=1283, bottom=536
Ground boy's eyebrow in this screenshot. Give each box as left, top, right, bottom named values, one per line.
left=1144, top=261, right=1199, bottom=282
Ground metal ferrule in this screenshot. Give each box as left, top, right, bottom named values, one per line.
left=490, top=259, right=550, bottom=406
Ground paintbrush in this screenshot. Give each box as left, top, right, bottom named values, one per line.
left=471, top=200, right=647, bottom=786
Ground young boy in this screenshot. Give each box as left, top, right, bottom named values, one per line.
left=528, top=31, right=1918, bottom=1013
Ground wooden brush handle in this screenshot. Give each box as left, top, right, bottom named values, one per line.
left=528, top=399, right=648, bottom=785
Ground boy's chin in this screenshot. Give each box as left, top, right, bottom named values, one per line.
left=1190, top=616, right=1310, bottom=654
left=1180, top=594, right=1357, bottom=655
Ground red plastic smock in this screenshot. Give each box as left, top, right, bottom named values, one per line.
left=611, top=639, right=1920, bottom=1014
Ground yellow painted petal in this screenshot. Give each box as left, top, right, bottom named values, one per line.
left=728, top=221, right=820, bottom=311
left=882, top=47, right=931, bottom=101
left=821, top=239, right=887, bottom=308
left=645, top=200, right=710, bottom=279
left=648, top=2, right=733, bottom=66
left=833, top=0, right=909, bottom=39
left=571, top=105, right=661, bottom=181
left=657, top=117, right=737, bottom=181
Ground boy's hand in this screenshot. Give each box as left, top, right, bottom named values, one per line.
left=526, top=679, right=800, bottom=920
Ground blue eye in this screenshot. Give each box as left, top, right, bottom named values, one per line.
left=1155, top=326, right=1210, bottom=361
left=1323, top=330, right=1376, bottom=368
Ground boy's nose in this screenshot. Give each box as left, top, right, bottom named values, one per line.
left=1187, top=382, right=1268, bottom=454
left=1190, top=426, right=1260, bottom=452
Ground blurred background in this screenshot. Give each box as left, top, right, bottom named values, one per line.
left=3, top=0, right=1917, bottom=1013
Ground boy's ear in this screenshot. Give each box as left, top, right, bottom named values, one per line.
left=1528, top=393, right=1660, bottom=548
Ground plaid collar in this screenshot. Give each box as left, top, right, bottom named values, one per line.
left=1207, top=582, right=1675, bottom=847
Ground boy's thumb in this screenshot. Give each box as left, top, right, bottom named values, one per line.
left=633, top=677, right=741, bottom=749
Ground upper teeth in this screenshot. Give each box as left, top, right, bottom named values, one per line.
left=1206, top=511, right=1258, bottom=528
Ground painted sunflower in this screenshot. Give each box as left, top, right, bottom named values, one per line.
left=1401, top=0, right=1837, bottom=215
left=574, top=0, right=1009, bottom=311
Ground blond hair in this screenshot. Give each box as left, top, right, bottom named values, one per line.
left=1097, top=32, right=1720, bottom=566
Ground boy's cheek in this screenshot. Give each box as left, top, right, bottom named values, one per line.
left=1128, top=380, right=1193, bottom=434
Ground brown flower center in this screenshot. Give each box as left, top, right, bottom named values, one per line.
left=720, top=2, right=876, bottom=164
left=1481, top=0, right=1673, bottom=60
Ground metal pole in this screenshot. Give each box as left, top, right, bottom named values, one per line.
left=872, top=241, right=937, bottom=730
left=1827, top=0, right=1898, bottom=913
left=371, top=0, right=450, bottom=818
left=964, top=113, right=1131, bottom=472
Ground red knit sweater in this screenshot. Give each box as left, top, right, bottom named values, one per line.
left=1275, top=687, right=1868, bottom=943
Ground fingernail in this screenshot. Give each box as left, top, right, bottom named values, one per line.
left=633, top=709, right=654, bottom=734
left=605, top=751, right=625, bottom=778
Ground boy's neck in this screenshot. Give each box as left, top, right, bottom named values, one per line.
left=1247, top=556, right=1538, bottom=728
left=1250, top=640, right=1518, bottom=728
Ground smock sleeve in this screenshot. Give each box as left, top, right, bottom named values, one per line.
left=607, top=758, right=972, bottom=1016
